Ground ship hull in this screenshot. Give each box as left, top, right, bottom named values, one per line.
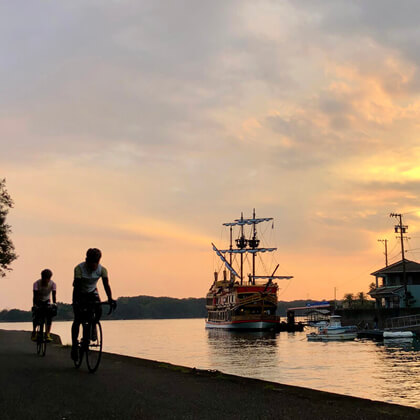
left=205, top=320, right=278, bottom=330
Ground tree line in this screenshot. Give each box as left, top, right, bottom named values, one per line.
left=341, top=290, right=375, bottom=309
left=0, top=296, right=208, bottom=322
left=0, top=297, right=320, bottom=322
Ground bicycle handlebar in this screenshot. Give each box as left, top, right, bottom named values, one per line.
left=101, top=300, right=117, bottom=315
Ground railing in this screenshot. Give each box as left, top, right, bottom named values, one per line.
left=237, top=293, right=263, bottom=306
left=384, top=314, right=420, bottom=330
left=206, top=293, right=277, bottom=310
left=236, top=293, right=276, bottom=307
left=232, top=314, right=278, bottom=322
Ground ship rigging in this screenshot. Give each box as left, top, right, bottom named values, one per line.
left=206, top=210, right=293, bottom=330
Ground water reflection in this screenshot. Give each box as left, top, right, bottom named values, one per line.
left=382, top=337, right=420, bottom=352
left=207, top=329, right=278, bottom=344
left=207, top=329, right=279, bottom=379
left=371, top=338, right=420, bottom=407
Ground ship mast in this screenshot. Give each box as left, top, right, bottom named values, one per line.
left=252, top=209, right=256, bottom=285
left=218, top=211, right=289, bottom=284
left=229, top=225, right=233, bottom=269
left=249, top=208, right=260, bottom=285
left=240, top=212, right=244, bottom=284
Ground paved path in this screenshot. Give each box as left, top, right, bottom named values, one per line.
left=0, top=329, right=418, bottom=420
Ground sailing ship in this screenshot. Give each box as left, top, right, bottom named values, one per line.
left=205, top=210, right=293, bottom=330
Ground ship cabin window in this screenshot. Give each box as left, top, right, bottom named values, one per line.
left=249, top=308, right=262, bottom=315
left=210, top=311, right=230, bottom=321
left=235, top=307, right=262, bottom=315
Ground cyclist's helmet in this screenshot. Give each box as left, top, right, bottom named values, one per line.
left=86, top=248, right=102, bottom=263
left=41, top=269, right=53, bottom=280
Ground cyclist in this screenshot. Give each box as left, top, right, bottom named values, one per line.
left=71, top=248, right=115, bottom=360
left=31, top=269, right=57, bottom=342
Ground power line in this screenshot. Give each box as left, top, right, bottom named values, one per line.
left=402, top=208, right=420, bottom=215
left=377, top=239, right=388, bottom=266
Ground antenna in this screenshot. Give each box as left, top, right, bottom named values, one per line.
left=377, top=239, right=388, bottom=267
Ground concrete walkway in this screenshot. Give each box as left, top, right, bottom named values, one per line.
left=0, top=329, right=418, bottom=420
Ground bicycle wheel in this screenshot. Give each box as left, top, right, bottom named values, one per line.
left=86, top=322, right=103, bottom=373
left=73, top=325, right=85, bottom=369
left=37, top=323, right=46, bottom=357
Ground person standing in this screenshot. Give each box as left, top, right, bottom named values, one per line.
left=31, top=269, right=57, bottom=342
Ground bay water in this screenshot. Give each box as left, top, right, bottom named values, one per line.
left=2, top=318, right=420, bottom=408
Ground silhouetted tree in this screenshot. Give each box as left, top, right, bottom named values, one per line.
left=0, top=179, right=17, bottom=277
left=343, top=293, right=354, bottom=308
left=368, top=282, right=377, bottom=292
left=358, top=291, right=366, bottom=304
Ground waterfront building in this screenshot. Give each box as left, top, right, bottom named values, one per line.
left=368, top=259, right=420, bottom=309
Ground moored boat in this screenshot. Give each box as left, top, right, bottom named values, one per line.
left=383, top=331, right=415, bottom=339
left=307, top=315, right=357, bottom=341
left=205, top=210, right=293, bottom=330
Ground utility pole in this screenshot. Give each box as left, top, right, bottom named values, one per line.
left=390, top=213, right=409, bottom=307
left=334, top=287, right=337, bottom=312
left=377, top=239, right=388, bottom=266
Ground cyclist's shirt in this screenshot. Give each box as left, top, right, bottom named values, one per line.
left=33, top=279, right=56, bottom=302
left=74, top=262, right=108, bottom=294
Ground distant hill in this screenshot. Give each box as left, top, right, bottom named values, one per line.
left=0, top=296, right=320, bottom=322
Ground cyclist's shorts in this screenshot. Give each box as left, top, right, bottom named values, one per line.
left=32, top=301, right=55, bottom=325
left=72, top=290, right=100, bottom=305
left=72, top=291, right=101, bottom=322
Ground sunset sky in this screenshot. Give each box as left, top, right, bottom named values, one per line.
left=2, top=1, right=420, bottom=310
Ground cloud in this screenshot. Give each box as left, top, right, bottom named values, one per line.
left=3, top=1, right=420, bottom=307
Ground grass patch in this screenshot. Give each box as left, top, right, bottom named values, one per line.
left=158, top=362, right=190, bottom=374
left=264, top=384, right=282, bottom=392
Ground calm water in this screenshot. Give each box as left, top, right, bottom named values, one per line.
left=2, top=319, right=420, bottom=408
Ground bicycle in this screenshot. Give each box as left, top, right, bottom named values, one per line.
left=34, top=304, right=55, bottom=357
left=73, top=300, right=116, bottom=373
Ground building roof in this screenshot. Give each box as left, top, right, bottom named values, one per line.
left=368, top=285, right=404, bottom=298
left=370, top=259, right=420, bottom=276
left=306, top=309, right=330, bottom=315
left=287, top=303, right=331, bottom=312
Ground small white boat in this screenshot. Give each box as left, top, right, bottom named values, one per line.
left=307, top=315, right=357, bottom=341
left=383, top=331, right=414, bottom=339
